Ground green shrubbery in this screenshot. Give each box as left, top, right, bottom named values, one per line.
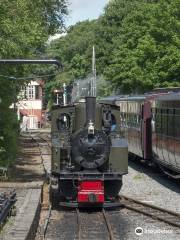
left=0, top=109, right=19, bottom=167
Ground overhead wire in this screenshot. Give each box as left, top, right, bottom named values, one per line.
left=0, top=74, right=56, bottom=80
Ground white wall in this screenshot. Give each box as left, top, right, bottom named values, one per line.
left=17, top=100, right=42, bottom=110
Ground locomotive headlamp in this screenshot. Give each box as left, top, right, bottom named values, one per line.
left=88, top=120, right=95, bottom=135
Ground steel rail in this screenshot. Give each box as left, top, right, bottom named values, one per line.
left=76, top=208, right=81, bottom=240
left=38, top=141, right=50, bottom=181
left=28, top=133, right=53, bottom=240
left=43, top=204, right=52, bottom=238
left=29, top=133, right=51, bottom=181
left=121, top=195, right=180, bottom=228
left=102, top=209, right=114, bottom=240
left=38, top=136, right=51, bottom=150
left=76, top=208, right=114, bottom=240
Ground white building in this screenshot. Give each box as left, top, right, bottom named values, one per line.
left=17, top=80, right=44, bottom=130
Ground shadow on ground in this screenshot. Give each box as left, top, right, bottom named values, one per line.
left=128, top=157, right=180, bottom=194
left=7, top=136, right=45, bottom=182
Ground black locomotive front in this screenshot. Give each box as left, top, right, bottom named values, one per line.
left=51, top=97, right=128, bottom=207
left=71, top=129, right=110, bottom=169
left=71, top=97, right=110, bottom=171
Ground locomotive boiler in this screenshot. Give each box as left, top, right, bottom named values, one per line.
left=51, top=97, right=128, bottom=207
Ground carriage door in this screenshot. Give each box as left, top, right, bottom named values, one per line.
left=141, top=101, right=152, bottom=160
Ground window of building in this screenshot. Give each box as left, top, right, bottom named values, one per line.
left=26, top=86, right=34, bottom=99
left=20, top=85, right=39, bottom=100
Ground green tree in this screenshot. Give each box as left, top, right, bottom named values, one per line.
left=103, top=0, right=180, bottom=93
left=47, top=0, right=180, bottom=96
left=45, top=20, right=98, bottom=101
left=0, top=0, right=68, bottom=166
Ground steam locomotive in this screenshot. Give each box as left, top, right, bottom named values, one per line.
left=51, top=97, right=128, bottom=207
left=115, top=90, right=180, bottom=179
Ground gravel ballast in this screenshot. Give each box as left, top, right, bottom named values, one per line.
left=120, top=159, right=180, bottom=239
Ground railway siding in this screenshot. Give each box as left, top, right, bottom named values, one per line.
left=0, top=131, right=51, bottom=240
left=2, top=188, right=41, bottom=240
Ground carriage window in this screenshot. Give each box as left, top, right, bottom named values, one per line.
left=161, top=108, right=167, bottom=135
left=56, top=113, right=71, bottom=131
left=155, top=108, right=161, bottom=134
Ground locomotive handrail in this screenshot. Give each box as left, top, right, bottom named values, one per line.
left=0, top=59, right=62, bottom=69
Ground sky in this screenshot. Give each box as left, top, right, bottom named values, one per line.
left=49, top=0, right=109, bottom=41
left=66, top=0, right=109, bottom=26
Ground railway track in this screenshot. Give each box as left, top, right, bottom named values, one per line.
left=0, top=190, right=16, bottom=227
left=76, top=208, right=115, bottom=240
left=29, top=133, right=51, bottom=180
left=43, top=195, right=180, bottom=240
left=44, top=207, right=116, bottom=240
left=0, top=132, right=52, bottom=240
left=120, top=195, right=180, bottom=228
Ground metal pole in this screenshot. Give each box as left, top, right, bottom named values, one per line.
left=92, top=46, right=96, bottom=97
left=56, top=93, right=59, bottom=105
left=77, top=82, right=80, bottom=100
left=63, top=83, right=67, bottom=106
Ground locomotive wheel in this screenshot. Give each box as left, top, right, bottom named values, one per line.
left=104, top=180, right=122, bottom=201
left=58, top=180, right=78, bottom=201
left=50, top=184, right=59, bottom=208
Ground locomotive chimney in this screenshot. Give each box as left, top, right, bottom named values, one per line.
left=86, top=96, right=96, bottom=126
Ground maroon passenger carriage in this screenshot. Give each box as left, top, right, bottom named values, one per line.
left=115, top=89, right=180, bottom=179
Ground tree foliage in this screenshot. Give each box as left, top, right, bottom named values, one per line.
left=0, top=0, right=68, bottom=165
left=45, top=20, right=98, bottom=100
left=104, top=0, right=180, bottom=93
left=48, top=0, right=180, bottom=95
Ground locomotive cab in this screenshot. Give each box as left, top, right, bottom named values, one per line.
left=51, top=97, right=128, bottom=207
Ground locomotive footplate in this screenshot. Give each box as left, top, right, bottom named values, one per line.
left=59, top=201, right=123, bottom=209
